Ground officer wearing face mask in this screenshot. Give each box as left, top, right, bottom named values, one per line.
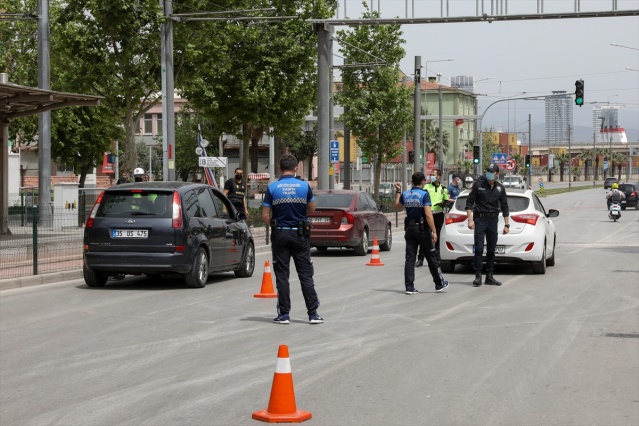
left=416, top=168, right=448, bottom=266
left=224, top=167, right=249, bottom=216
left=465, top=164, right=510, bottom=287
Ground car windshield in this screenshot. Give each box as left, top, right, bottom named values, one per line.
left=455, top=195, right=530, bottom=213
left=379, top=183, right=392, bottom=189
left=504, top=176, right=519, bottom=182
left=96, top=191, right=172, bottom=218
left=314, top=194, right=355, bottom=208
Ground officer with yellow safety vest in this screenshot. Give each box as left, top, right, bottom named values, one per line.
left=416, top=168, right=448, bottom=266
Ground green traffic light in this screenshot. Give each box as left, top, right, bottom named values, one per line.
left=575, top=97, right=584, bottom=105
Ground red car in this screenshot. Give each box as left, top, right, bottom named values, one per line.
left=308, top=190, right=392, bottom=255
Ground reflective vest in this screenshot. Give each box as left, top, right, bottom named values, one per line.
left=423, top=183, right=448, bottom=213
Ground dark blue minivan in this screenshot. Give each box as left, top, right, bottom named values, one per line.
left=83, top=182, right=255, bottom=288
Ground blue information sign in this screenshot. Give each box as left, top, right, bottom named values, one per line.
left=491, top=153, right=508, bottom=165
left=330, top=140, right=339, bottom=163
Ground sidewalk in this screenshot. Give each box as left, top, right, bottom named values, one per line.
left=0, top=211, right=407, bottom=291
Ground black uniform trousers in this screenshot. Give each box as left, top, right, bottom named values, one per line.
left=405, top=226, right=444, bottom=289
left=473, top=216, right=499, bottom=274
left=270, top=229, right=319, bottom=316
left=418, top=212, right=444, bottom=260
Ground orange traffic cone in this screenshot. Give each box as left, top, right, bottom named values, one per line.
left=366, top=237, right=385, bottom=266
left=254, top=260, right=278, bottom=298
left=252, top=345, right=312, bottom=423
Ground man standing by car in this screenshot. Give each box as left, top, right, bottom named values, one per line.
left=465, top=164, right=510, bottom=287
left=416, top=168, right=448, bottom=266
left=395, top=172, right=448, bottom=294
left=224, top=167, right=249, bottom=217
left=448, top=173, right=462, bottom=204
left=262, top=154, right=323, bottom=325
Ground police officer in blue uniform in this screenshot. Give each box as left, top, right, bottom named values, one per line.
left=465, top=163, right=510, bottom=287
left=262, top=154, right=323, bottom=324
left=395, top=172, right=449, bottom=294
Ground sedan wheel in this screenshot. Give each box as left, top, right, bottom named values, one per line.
left=354, top=229, right=369, bottom=256
left=185, top=247, right=208, bottom=288
left=235, top=242, right=255, bottom=278
left=379, top=225, right=392, bottom=251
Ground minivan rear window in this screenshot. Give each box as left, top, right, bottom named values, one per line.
left=96, top=191, right=172, bottom=218
left=315, top=194, right=354, bottom=208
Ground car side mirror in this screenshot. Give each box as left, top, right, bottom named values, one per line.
left=547, top=209, right=559, bottom=218
left=236, top=211, right=247, bottom=221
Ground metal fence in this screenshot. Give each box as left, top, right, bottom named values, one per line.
left=0, top=207, right=85, bottom=280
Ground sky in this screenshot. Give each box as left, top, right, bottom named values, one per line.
left=331, top=0, right=639, bottom=142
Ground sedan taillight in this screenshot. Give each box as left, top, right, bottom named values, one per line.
left=172, top=192, right=182, bottom=228
left=445, top=213, right=467, bottom=225
left=341, top=212, right=355, bottom=225
left=511, top=214, right=539, bottom=225
left=85, top=191, right=104, bottom=228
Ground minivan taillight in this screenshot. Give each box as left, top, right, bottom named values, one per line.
left=172, top=191, right=182, bottom=228
left=85, top=191, right=104, bottom=228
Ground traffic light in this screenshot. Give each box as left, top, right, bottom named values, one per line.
left=574, top=79, right=584, bottom=106
left=525, top=154, right=531, bottom=168
left=408, top=150, right=415, bottom=163
left=473, top=145, right=480, bottom=164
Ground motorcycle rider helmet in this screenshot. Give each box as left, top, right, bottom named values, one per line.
left=612, top=182, right=619, bottom=189
left=134, top=167, right=145, bottom=176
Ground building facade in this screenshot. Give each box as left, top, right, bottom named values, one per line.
left=545, top=91, right=573, bottom=145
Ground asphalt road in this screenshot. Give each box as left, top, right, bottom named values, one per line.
left=1, top=188, right=638, bottom=426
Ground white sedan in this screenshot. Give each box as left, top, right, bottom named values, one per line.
left=439, top=189, right=559, bottom=274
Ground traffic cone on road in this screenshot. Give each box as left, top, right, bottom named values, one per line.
left=254, top=260, right=277, bottom=298
left=366, top=237, right=385, bottom=266
left=252, top=345, right=312, bottom=423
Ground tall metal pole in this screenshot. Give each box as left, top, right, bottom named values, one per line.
left=528, top=114, right=532, bottom=184
left=402, top=75, right=407, bottom=191
left=438, top=85, right=444, bottom=172
left=413, top=56, right=421, bottom=172
left=344, top=104, right=351, bottom=189
left=160, top=0, right=175, bottom=181
left=317, top=24, right=331, bottom=189
left=329, top=41, right=335, bottom=190
left=37, top=0, right=51, bottom=225
left=568, top=124, right=572, bottom=191
left=0, top=73, right=8, bottom=234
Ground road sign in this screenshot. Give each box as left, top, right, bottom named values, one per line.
left=195, top=147, right=203, bottom=155
left=491, top=153, right=508, bottom=165
left=198, top=157, right=228, bottom=168
left=330, top=140, right=339, bottom=163
left=504, top=158, right=516, bottom=171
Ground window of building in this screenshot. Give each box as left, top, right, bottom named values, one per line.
left=156, top=114, right=162, bottom=135
left=144, top=114, right=153, bottom=134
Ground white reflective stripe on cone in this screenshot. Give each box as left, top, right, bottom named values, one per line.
left=275, top=357, right=292, bottom=374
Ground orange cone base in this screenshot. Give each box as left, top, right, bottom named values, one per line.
left=254, top=292, right=277, bottom=298
left=365, top=262, right=385, bottom=266
left=252, top=409, right=312, bottom=423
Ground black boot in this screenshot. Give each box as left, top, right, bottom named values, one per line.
left=485, top=274, right=502, bottom=286
left=415, top=258, right=424, bottom=267
left=472, top=274, right=482, bottom=287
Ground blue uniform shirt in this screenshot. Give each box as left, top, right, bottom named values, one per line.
left=448, top=183, right=460, bottom=200
left=263, top=175, right=315, bottom=228
left=399, top=187, right=432, bottom=222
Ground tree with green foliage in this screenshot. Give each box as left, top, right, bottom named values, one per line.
left=54, top=0, right=165, bottom=173
left=281, top=127, right=318, bottom=181
left=556, top=152, right=570, bottom=182
left=612, top=151, right=626, bottom=180
left=423, top=119, right=450, bottom=168
left=336, top=5, right=412, bottom=197
left=579, top=149, right=593, bottom=180
left=178, top=0, right=336, bottom=177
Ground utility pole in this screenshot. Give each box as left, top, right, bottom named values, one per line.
left=413, top=56, right=421, bottom=173
left=160, top=0, right=175, bottom=181
left=37, top=0, right=52, bottom=225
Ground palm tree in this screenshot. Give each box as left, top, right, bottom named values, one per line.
left=455, top=159, right=474, bottom=177
left=579, top=149, right=593, bottom=180
left=612, top=152, right=626, bottom=180
left=556, top=152, right=570, bottom=182
left=594, top=148, right=606, bottom=181
left=423, top=119, right=450, bottom=168
left=512, top=153, right=526, bottom=176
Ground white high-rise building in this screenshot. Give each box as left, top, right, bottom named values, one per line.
left=545, top=91, right=573, bottom=145
left=592, top=106, right=627, bottom=145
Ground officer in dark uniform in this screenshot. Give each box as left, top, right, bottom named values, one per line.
left=465, top=163, right=510, bottom=287
left=223, top=167, right=248, bottom=216
left=394, top=172, right=449, bottom=294
left=261, top=154, right=323, bottom=324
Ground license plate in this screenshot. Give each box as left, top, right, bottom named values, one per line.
left=309, top=217, right=330, bottom=223
left=611, top=210, right=619, bottom=215
left=113, top=229, right=148, bottom=238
